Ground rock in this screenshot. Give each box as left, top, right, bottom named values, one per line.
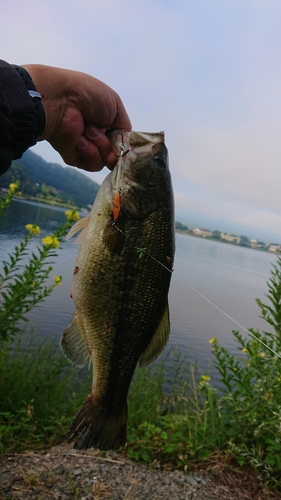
left=186, top=475, right=198, bottom=486
left=73, top=468, right=82, bottom=476
left=173, top=477, right=185, bottom=485
left=0, top=443, right=278, bottom=500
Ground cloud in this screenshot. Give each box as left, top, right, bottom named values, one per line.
left=174, top=122, right=281, bottom=214
left=174, top=185, right=281, bottom=241
left=1, top=0, right=280, bottom=240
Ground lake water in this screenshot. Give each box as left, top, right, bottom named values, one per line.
left=0, top=198, right=277, bottom=379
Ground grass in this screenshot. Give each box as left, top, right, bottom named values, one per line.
left=1, top=330, right=281, bottom=492
left=0, top=330, right=91, bottom=453
left=127, top=352, right=224, bottom=466
left=0, top=336, right=215, bottom=464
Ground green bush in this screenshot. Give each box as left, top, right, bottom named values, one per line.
left=0, top=183, right=80, bottom=345
left=126, top=255, right=281, bottom=491
left=209, top=255, right=281, bottom=488
left=0, top=184, right=89, bottom=452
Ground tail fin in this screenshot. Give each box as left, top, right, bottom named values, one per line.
left=68, top=393, right=127, bottom=451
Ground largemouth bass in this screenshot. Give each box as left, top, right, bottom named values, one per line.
left=60, top=131, right=175, bottom=450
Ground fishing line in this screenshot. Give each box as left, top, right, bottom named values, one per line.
left=175, top=275, right=281, bottom=359
left=141, top=247, right=281, bottom=359
left=115, top=141, right=280, bottom=359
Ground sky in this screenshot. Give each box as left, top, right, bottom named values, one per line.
left=1, top=0, right=281, bottom=242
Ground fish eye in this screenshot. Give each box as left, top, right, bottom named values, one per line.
left=154, top=155, right=165, bottom=166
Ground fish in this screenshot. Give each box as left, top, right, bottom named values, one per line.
left=60, top=130, right=175, bottom=450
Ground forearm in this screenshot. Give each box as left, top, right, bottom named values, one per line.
left=1, top=61, right=131, bottom=174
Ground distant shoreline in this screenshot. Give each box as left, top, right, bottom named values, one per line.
left=0, top=192, right=78, bottom=210
left=1, top=192, right=279, bottom=253
left=17, top=195, right=77, bottom=210
left=175, top=229, right=280, bottom=254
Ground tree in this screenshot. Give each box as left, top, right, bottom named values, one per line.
left=240, top=235, right=249, bottom=243
left=0, top=150, right=100, bottom=208
left=212, top=230, right=221, bottom=240
left=239, top=235, right=250, bottom=247
left=175, top=221, right=188, bottom=231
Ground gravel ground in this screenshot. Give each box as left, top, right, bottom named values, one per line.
left=0, top=443, right=280, bottom=500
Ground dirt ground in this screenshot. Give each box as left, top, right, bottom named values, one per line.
left=0, top=443, right=280, bottom=500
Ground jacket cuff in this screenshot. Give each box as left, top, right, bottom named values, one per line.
left=0, top=59, right=46, bottom=175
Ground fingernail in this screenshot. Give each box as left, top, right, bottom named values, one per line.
left=77, top=136, right=88, bottom=149
left=86, top=125, right=100, bottom=139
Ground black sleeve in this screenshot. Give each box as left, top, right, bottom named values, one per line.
left=0, top=59, right=45, bottom=175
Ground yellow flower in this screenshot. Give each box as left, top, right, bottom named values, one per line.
left=54, top=275, right=62, bottom=286
left=258, top=352, right=265, bottom=359
left=42, top=235, right=60, bottom=249
left=65, top=210, right=80, bottom=221
left=42, top=235, right=53, bottom=246
left=8, top=182, right=18, bottom=194
left=27, top=404, right=34, bottom=419
left=200, top=375, right=211, bottom=382
left=242, top=348, right=248, bottom=354
left=25, top=224, right=41, bottom=235
left=209, top=337, right=217, bottom=344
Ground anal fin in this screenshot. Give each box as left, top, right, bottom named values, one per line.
left=60, top=314, right=90, bottom=368
left=139, top=303, right=170, bottom=367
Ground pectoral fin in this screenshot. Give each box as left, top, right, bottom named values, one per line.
left=60, top=314, right=90, bottom=368
left=65, top=215, right=90, bottom=243
left=102, top=216, right=125, bottom=254
left=139, top=303, right=170, bottom=367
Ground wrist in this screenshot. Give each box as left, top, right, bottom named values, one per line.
left=22, top=64, right=67, bottom=142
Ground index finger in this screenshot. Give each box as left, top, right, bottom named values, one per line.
left=110, top=96, right=132, bottom=132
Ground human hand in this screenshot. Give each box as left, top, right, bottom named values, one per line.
left=22, top=64, right=132, bottom=171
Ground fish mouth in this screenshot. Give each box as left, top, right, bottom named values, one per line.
left=108, top=130, right=165, bottom=155
left=109, top=130, right=131, bottom=156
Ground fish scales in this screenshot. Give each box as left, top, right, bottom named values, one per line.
left=60, top=131, right=175, bottom=450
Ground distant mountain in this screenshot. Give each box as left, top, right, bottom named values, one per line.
left=0, top=150, right=100, bottom=208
